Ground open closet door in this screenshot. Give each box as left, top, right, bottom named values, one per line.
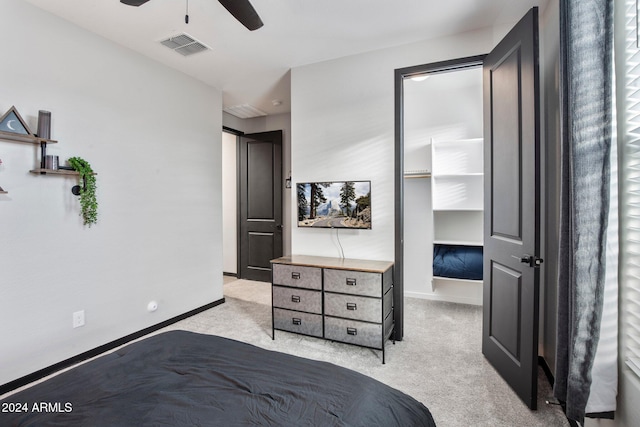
left=482, top=8, right=541, bottom=409
left=238, top=130, right=283, bottom=282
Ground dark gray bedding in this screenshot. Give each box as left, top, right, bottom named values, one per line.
left=1, top=331, right=435, bottom=426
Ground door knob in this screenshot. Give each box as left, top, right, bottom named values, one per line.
left=513, top=254, right=543, bottom=268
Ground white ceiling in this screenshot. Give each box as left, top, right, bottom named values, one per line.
left=22, top=0, right=548, bottom=116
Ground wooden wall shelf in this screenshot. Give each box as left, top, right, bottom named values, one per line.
left=30, top=168, right=78, bottom=176
left=0, top=132, right=57, bottom=145
left=29, top=168, right=96, bottom=176
left=0, top=107, right=63, bottom=193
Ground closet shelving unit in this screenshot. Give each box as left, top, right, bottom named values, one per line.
left=431, top=138, right=484, bottom=289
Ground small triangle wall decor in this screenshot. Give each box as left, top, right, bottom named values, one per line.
left=0, top=106, right=33, bottom=136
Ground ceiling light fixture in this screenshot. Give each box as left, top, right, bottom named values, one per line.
left=410, top=75, right=429, bottom=82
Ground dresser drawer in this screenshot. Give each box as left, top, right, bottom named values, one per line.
left=324, top=289, right=392, bottom=323
left=324, top=269, right=384, bottom=297
left=273, top=264, right=322, bottom=290
left=324, top=293, right=381, bottom=323
left=273, top=308, right=323, bottom=338
left=273, top=285, right=321, bottom=314
left=324, top=316, right=382, bottom=349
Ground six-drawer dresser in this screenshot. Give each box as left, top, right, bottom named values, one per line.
left=271, top=255, right=394, bottom=363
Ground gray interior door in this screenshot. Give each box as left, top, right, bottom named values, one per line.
left=482, top=8, right=541, bottom=410
left=239, top=130, right=283, bottom=282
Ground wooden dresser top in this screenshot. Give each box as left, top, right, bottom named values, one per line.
left=271, top=255, right=393, bottom=274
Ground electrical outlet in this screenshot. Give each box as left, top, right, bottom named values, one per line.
left=72, top=310, right=85, bottom=328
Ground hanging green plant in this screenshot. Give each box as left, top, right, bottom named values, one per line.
left=68, top=156, right=98, bottom=227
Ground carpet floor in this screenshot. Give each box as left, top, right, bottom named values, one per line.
left=159, top=277, right=570, bottom=427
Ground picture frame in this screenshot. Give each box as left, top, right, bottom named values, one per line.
left=0, top=105, right=34, bottom=139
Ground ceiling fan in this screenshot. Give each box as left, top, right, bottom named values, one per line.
left=120, top=0, right=264, bottom=31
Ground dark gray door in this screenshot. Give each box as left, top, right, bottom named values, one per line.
left=239, top=130, right=283, bottom=282
left=482, top=8, right=541, bottom=410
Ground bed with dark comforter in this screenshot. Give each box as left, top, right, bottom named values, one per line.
left=1, top=330, right=435, bottom=426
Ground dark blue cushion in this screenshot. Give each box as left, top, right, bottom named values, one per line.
left=433, top=244, right=483, bottom=280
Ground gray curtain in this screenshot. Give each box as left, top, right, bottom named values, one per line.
left=554, top=0, right=614, bottom=424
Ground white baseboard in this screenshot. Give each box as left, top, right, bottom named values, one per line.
left=404, top=291, right=482, bottom=306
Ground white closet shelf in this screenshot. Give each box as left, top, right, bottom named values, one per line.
left=432, top=173, right=483, bottom=178
left=433, top=208, right=484, bottom=212
left=434, top=240, right=483, bottom=246
left=433, top=276, right=483, bottom=284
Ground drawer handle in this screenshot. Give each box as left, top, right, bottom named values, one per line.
left=346, top=302, right=357, bottom=311
left=346, top=278, right=357, bottom=286
left=291, top=295, right=301, bottom=303
left=347, top=327, right=358, bottom=336
left=292, top=272, right=301, bottom=280
left=292, top=318, right=302, bottom=325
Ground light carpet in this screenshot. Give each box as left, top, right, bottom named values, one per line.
left=159, top=278, right=569, bottom=427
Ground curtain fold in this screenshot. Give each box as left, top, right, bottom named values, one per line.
left=554, top=0, right=615, bottom=424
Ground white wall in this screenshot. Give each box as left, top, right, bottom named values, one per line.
left=404, top=70, right=484, bottom=174
left=0, top=0, right=223, bottom=386
left=291, top=27, right=504, bottom=262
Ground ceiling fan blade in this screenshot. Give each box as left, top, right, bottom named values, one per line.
left=120, top=0, right=151, bottom=6
left=218, top=0, right=263, bottom=31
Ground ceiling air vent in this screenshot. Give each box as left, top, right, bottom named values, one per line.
left=160, top=33, right=209, bottom=56
left=223, top=104, right=268, bottom=119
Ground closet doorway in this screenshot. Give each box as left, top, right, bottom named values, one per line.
left=400, top=59, right=485, bottom=308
